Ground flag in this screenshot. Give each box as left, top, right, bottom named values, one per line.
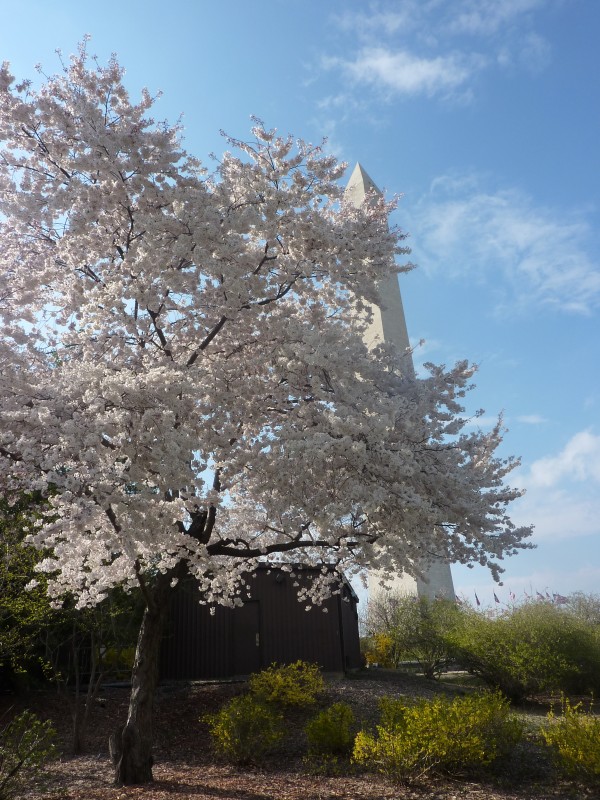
left=494, top=592, right=500, bottom=604
left=475, top=592, right=481, bottom=607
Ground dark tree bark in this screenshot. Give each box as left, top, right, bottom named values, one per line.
left=111, top=490, right=214, bottom=785
left=111, top=570, right=172, bottom=785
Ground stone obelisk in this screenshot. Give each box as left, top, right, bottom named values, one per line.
left=345, top=163, right=455, bottom=602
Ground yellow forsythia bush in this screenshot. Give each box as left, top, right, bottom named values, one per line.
left=353, top=691, right=523, bottom=780
left=204, top=694, right=283, bottom=764
left=305, top=702, right=356, bottom=756
left=542, top=698, right=600, bottom=782
left=249, top=661, right=324, bottom=707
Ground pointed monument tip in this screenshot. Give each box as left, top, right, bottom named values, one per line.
left=344, top=163, right=382, bottom=208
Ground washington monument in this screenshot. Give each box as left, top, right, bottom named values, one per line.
left=345, top=163, right=455, bottom=602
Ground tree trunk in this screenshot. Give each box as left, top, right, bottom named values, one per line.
left=112, top=572, right=171, bottom=785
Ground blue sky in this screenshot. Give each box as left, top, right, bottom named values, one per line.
left=2, top=0, right=599, bottom=606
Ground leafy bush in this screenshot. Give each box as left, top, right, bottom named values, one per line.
left=352, top=691, right=522, bottom=781
left=542, top=698, right=600, bottom=783
left=362, top=632, right=396, bottom=668
left=0, top=710, right=56, bottom=799
left=305, top=702, right=355, bottom=756
left=365, top=594, right=460, bottom=677
left=446, top=602, right=600, bottom=701
left=204, top=694, right=283, bottom=764
left=249, top=661, right=324, bottom=707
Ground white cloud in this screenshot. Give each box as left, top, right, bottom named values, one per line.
left=454, top=426, right=600, bottom=598
left=447, top=0, right=547, bottom=36
left=462, top=414, right=500, bottom=431
left=527, top=430, right=600, bottom=488
left=509, top=430, right=600, bottom=541
left=335, top=6, right=420, bottom=37
left=324, top=0, right=553, bottom=103
left=518, top=31, right=552, bottom=72
left=515, top=488, right=600, bottom=541
left=408, top=178, right=600, bottom=314
left=494, top=32, right=551, bottom=73
left=516, top=414, right=548, bottom=425
left=336, top=0, right=549, bottom=40
left=324, top=48, right=475, bottom=99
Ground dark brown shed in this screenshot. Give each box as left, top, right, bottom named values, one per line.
left=160, top=565, right=361, bottom=680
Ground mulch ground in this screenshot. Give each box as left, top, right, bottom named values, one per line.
left=2, top=671, right=595, bottom=800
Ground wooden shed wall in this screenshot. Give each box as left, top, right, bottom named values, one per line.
left=160, top=581, right=234, bottom=680
left=160, top=567, right=361, bottom=680
left=258, top=571, right=344, bottom=670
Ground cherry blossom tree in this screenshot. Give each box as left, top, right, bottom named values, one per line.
left=0, top=43, right=532, bottom=785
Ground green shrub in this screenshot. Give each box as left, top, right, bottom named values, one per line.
left=204, top=694, right=283, bottom=764
left=0, top=710, right=56, bottom=799
left=249, top=661, right=324, bottom=707
left=362, top=632, right=397, bottom=669
left=352, top=691, right=522, bottom=781
left=446, top=602, right=600, bottom=701
left=365, top=594, right=460, bottom=677
left=542, top=698, right=600, bottom=783
left=305, top=702, right=355, bottom=756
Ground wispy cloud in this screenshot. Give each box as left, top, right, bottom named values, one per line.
left=446, top=0, right=547, bottom=36
left=497, top=32, right=552, bottom=73
left=335, top=5, right=421, bottom=37
left=336, top=0, right=549, bottom=39
left=527, top=430, right=600, bottom=488
left=323, top=48, right=476, bottom=99
left=324, top=0, right=554, bottom=102
left=515, top=488, right=600, bottom=542
left=408, top=177, right=600, bottom=315
left=516, top=414, right=548, bottom=425
left=454, top=427, right=600, bottom=596
left=462, top=414, right=501, bottom=431
left=510, top=430, right=600, bottom=541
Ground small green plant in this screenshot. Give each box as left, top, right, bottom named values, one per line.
left=352, top=691, right=522, bottom=781
left=305, top=702, right=355, bottom=756
left=249, top=661, right=324, bottom=707
left=447, top=601, right=600, bottom=701
left=0, top=710, right=56, bottom=799
left=542, top=697, right=600, bottom=782
left=365, top=594, right=460, bottom=677
left=204, top=694, right=283, bottom=765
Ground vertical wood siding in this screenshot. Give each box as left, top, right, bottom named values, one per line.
left=160, top=566, right=361, bottom=680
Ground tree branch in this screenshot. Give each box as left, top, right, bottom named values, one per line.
left=0, top=445, right=22, bottom=462
left=207, top=537, right=334, bottom=558
left=147, top=305, right=173, bottom=359
left=105, top=504, right=122, bottom=534
left=187, top=315, right=228, bottom=366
